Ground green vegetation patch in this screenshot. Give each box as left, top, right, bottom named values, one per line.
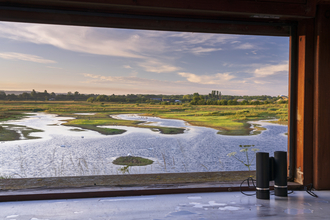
left=62, top=113, right=185, bottom=135
left=67, top=124, right=126, bottom=135
left=113, top=156, right=154, bottom=166
left=0, top=125, right=20, bottom=141
left=0, top=111, right=27, bottom=122
left=157, top=127, right=185, bottom=134
left=0, top=124, right=43, bottom=141
left=69, top=128, right=86, bottom=132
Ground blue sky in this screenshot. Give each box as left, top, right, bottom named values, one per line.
left=0, top=21, right=289, bottom=96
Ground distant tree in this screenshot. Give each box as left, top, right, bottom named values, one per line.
left=0, top=91, right=6, bottom=100
left=96, top=95, right=108, bottom=102
left=87, top=97, right=95, bottom=103
left=250, top=100, right=260, bottom=105
left=228, top=100, right=238, bottom=105
left=31, top=89, right=37, bottom=100
left=278, top=100, right=287, bottom=104
left=197, top=99, right=206, bottom=105
left=183, top=94, right=192, bottom=100
left=21, top=92, right=30, bottom=100
left=219, top=100, right=228, bottom=105
left=240, top=100, right=248, bottom=105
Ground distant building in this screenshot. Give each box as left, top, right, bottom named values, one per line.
left=49, top=98, right=55, bottom=101
left=175, top=100, right=182, bottom=103
left=162, top=98, right=172, bottom=102
left=278, top=95, right=288, bottom=101
left=237, top=99, right=246, bottom=102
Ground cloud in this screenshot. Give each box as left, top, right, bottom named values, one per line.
left=83, top=73, right=156, bottom=85
left=178, top=72, right=235, bottom=84
left=190, top=47, right=222, bottom=55
left=47, top=66, right=62, bottom=69
left=0, top=22, right=154, bottom=59
left=235, top=43, right=255, bottom=50
left=129, top=71, right=138, bottom=77
left=138, top=60, right=180, bottom=73
left=123, top=65, right=132, bottom=69
left=170, top=32, right=237, bottom=46
left=0, top=52, right=56, bottom=64
left=254, top=62, right=288, bottom=77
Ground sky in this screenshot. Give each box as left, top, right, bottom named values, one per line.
left=0, top=21, right=289, bottom=96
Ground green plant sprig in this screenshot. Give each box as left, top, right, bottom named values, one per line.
left=227, top=145, right=259, bottom=171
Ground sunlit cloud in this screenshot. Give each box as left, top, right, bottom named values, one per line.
left=83, top=73, right=156, bottom=85
left=178, top=72, right=235, bottom=84
left=190, top=47, right=222, bottom=55
left=170, top=32, right=237, bottom=46
left=138, top=60, right=180, bottom=73
left=235, top=43, right=255, bottom=50
left=123, top=65, right=132, bottom=69
left=0, top=52, right=56, bottom=64
left=0, top=22, right=151, bottom=59
left=254, top=62, right=288, bottom=77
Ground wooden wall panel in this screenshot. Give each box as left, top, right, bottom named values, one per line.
left=295, top=19, right=314, bottom=185
left=313, top=4, right=330, bottom=189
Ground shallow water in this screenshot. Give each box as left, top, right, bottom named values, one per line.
left=0, top=113, right=287, bottom=178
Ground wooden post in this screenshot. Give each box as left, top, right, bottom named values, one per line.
left=313, top=4, right=330, bottom=190
left=294, top=19, right=314, bottom=185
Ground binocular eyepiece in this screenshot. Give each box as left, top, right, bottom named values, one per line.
left=256, top=151, right=287, bottom=200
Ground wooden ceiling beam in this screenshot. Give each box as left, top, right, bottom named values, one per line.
left=0, top=0, right=317, bottom=21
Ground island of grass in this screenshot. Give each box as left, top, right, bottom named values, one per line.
left=113, top=156, right=154, bottom=166
left=0, top=124, right=43, bottom=141
left=67, top=124, right=126, bottom=135
left=60, top=113, right=185, bottom=135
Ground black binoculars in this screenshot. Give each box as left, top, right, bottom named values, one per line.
left=256, top=151, right=287, bottom=200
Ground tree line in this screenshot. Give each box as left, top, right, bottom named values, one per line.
left=0, top=90, right=287, bottom=105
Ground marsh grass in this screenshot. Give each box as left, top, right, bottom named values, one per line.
left=0, top=101, right=287, bottom=136
left=0, top=124, right=43, bottom=141
left=113, top=156, right=153, bottom=166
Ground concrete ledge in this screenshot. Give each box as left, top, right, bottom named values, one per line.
left=0, top=171, right=303, bottom=202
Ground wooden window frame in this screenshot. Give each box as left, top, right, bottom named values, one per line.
left=1, top=0, right=329, bottom=201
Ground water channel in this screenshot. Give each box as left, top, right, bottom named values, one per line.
left=0, top=113, right=287, bottom=178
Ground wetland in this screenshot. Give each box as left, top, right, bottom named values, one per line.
left=0, top=101, right=288, bottom=178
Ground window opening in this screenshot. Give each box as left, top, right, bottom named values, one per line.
left=0, top=21, right=289, bottom=185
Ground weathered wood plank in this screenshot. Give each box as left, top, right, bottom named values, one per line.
left=313, top=4, right=330, bottom=189
left=295, top=19, right=314, bottom=185
left=0, top=171, right=255, bottom=190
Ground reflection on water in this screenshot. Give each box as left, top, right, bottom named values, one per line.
left=0, top=113, right=287, bottom=178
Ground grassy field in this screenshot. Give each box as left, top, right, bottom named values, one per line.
left=0, top=101, right=288, bottom=139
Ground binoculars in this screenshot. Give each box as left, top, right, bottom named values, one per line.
left=256, top=151, right=287, bottom=199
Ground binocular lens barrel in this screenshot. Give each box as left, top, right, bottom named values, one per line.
left=256, top=152, right=270, bottom=200
left=274, top=151, right=287, bottom=197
